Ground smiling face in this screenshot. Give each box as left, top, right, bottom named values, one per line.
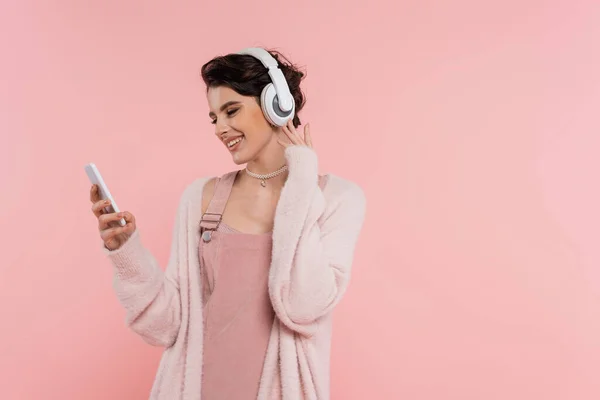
left=207, top=86, right=277, bottom=165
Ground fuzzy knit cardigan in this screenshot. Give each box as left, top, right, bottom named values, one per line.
left=102, top=145, right=366, bottom=400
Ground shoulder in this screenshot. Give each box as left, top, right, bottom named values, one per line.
left=179, top=171, right=237, bottom=214
left=177, top=176, right=215, bottom=209
left=322, top=174, right=366, bottom=208
left=319, top=174, right=367, bottom=225
left=316, top=174, right=366, bottom=233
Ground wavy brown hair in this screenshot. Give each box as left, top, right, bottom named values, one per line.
left=201, top=48, right=306, bottom=127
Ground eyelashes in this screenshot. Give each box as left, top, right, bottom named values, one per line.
left=227, top=108, right=239, bottom=117
left=211, top=108, right=240, bottom=124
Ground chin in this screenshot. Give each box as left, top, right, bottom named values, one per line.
left=230, top=138, right=268, bottom=165
left=231, top=156, right=247, bottom=165
left=230, top=150, right=252, bottom=165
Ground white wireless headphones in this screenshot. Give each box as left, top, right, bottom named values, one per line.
left=236, top=47, right=296, bottom=127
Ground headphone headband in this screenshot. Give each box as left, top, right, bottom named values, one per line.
left=237, top=47, right=294, bottom=112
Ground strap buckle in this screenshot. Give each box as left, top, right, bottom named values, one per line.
left=199, top=213, right=222, bottom=243
left=200, top=212, right=222, bottom=229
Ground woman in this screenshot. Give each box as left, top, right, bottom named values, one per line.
left=89, top=47, right=366, bottom=400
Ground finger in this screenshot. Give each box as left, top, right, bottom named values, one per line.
left=90, top=185, right=100, bottom=203
left=122, top=211, right=135, bottom=226
left=282, top=124, right=300, bottom=145
left=99, top=211, right=132, bottom=231
left=277, top=130, right=293, bottom=147
left=98, top=211, right=119, bottom=230
left=92, top=198, right=111, bottom=218
left=277, top=138, right=291, bottom=148
left=304, top=123, right=313, bottom=148
left=288, top=120, right=303, bottom=142
left=285, top=120, right=305, bottom=145
left=100, top=223, right=134, bottom=243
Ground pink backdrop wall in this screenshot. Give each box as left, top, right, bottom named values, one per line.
left=2, top=1, right=600, bottom=399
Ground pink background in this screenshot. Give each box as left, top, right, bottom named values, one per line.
left=2, top=0, right=600, bottom=399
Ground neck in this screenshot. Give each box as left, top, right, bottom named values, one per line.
left=247, top=137, right=286, bottom=173
left=241, top=135, right=288, bottom=187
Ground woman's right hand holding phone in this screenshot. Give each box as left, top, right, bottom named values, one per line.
left=90, top=184, right=136, bottom=251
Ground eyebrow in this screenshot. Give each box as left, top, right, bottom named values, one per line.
left=208, top=101, right=241, bottom=118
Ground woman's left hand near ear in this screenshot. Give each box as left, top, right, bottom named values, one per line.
left=278, top=119, right=313, bottom=149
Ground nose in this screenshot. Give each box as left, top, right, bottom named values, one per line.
left=214, top=120, right=229, bottom=137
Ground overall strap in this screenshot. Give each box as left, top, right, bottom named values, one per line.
left=199, top=170, right=239, bottom=231
left=200, top=171, right=328, bottom=233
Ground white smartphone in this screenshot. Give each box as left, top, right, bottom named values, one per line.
left=84, top=163, right=127, bottom=227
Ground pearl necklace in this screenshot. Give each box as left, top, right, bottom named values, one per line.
left=245, top=164, right=288, bottom=187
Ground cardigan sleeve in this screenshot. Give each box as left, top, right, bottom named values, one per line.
left=101, top=186, right=191, bottom=348
left=269, top=146, right=367, bottom=338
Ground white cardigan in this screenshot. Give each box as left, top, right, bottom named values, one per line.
left=104, top=146, right=367, bottom=399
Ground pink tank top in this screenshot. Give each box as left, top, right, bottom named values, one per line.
left=198, top=170, right=327, bottom=400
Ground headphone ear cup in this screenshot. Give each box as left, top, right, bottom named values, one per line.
left=261, top=83, right=294, bottom=127
left=260, top=83, right=277, bottom=126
